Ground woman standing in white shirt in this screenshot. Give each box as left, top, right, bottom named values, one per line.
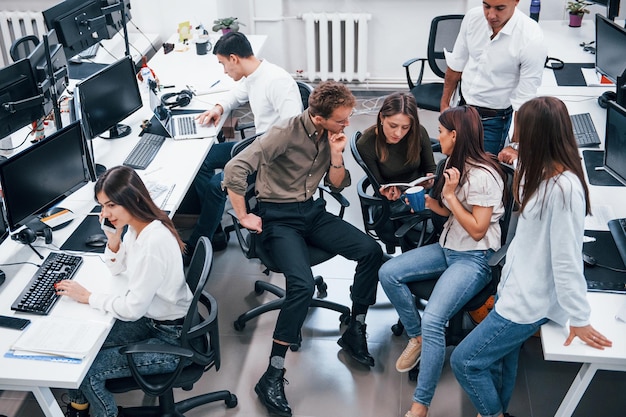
left=56, top=165, right=193, bottom=417
left=450, top=96, right=612, bottom=417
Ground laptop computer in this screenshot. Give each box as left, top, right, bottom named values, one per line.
left=149, top=88, right=216, bottom=140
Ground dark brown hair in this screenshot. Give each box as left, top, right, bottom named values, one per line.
left=308, top=80, right=356, bottom=119
left=94, top=166, right=184, bottom=251
left=514, top=96, right=591, bottom=215
left=432, top=105, right=505, bottom=205
left=375, top=92, right=422, bottom=164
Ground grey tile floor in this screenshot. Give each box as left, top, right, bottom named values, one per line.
left=1, top=94, right=625, bottom=417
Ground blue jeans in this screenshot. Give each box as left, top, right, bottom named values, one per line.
left=378, top=243, right=493, bottom=406
left=69, top=318, right=183, bottom=417
left=481, top=112, right=513, bottom=156
left=188, top=141, right=236, bottom=246
left=450, top=311, right=548, bottom=417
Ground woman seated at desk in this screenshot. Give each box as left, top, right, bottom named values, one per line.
left=55, top=165, right=193, bottom=417
left=356, top=92, right=437, bottom=249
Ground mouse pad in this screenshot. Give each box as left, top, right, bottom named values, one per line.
left=583, top=230, right=626, bottom=290
left=583, top=150, right=624, bottom=186
left=60, top=206, right=107, bottom=254
left=553, top=62, right=594, bottom=87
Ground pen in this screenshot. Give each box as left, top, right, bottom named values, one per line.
left=209, top=80, right=221, bottom=89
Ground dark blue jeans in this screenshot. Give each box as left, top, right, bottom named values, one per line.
left=481, top=111, right=513, bottom=156
left=188, top=141, right=236, bottom=246
left=258, top=198, right=383, bottom=344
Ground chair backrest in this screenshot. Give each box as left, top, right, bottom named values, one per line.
left=498, top=163, right=516, bottom=247
left=427, top=15, right=464, bottom=79
left=296, top=80, right=313, bottom=111
left=10, top=35, right=39, bottom=61
left=350, top=130, right=383, bottom=195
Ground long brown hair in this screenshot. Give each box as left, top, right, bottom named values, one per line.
left=94, top=166, right=185, bottom=251
left=375, top=92, right=422, bottom=164
left=514, top=96, right=591, bottom=215
left=432, top=105, right=505, bottom=206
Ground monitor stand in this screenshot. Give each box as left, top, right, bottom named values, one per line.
left=100, top=123, right=132, bottom=140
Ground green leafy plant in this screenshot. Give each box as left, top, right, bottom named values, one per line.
left=212, top=17, right=245, bottom=32
left=566, top=0, right=592, bottom=15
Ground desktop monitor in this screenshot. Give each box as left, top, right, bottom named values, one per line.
left=595, top=14, right=626, bottom=83
left=0, top=121, right=91, bottom=232
left=74, top=55, right=142, bottom=140
left=26, top=29, right=68, bottom=117
left=43, top=0, right=109, bottom=59
left=0, top=59, right=46, bottom=140
left=101, top=0, right=132, bottom=39
left=604, top=101, right=626, bottom=186
left=589, top=0, right=621, bottom=20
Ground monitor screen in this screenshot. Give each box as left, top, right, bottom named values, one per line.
left=604, top=101, right=626, bottom=185
left=596, top=14, right=626, bottom=83
left=0, top=121, right=90, bottom=232
left=0, top=59, right=46, bottom=140
left=75, top=55, right=142, bottom=139
left=43, top=0, right=109, bottom=59
left=27, top=29, right=68, bottom=117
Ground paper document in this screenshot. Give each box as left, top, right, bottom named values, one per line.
left=381, top=174, right=437, bottom=190
left=11, top=318, right=108, bottom=359
left=581, top=68, right=615, bottom=87
left=585, top=205, right=616, bottom=231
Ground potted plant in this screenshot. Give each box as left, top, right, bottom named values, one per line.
left=212, top=17, right=245, bottom=34
left=566, top=0, right=591, bottom=27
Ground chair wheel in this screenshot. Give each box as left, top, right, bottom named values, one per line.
left=225, top=394, right=238, bottom=408
left=289, top=343, right=300, bottom=352
left=233, top=319, right=246, bottom=331
left=391, top=323, right=404, bottom=336
left=339, top=312, right=351, bottom=325
left=253, top=281, right=265, bottom=295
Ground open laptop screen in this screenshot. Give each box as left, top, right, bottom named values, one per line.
left=604, top=101, right=626, bottom=186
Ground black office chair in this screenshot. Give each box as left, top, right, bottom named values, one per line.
left=391, top=163, right=516, bottom=380
left=350, top=131, right=443, bottom=254
left=236, top=80, right=313, bottom=139
left=226, top=136, right=351, bottom=350
left=9, top=35, right=40, bottom=61
left=106, top=237, right=238, bottom=416
left=403, top=14, right=464, bottom=112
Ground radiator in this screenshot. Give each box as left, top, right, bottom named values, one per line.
left=0, top=11, right=47, bottom=68
left=302, top=13, right=371, bottom=83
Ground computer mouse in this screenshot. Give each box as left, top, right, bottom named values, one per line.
left=582, top=252, right=597, bottom=267
left=85, top=234, right=108, bottom=248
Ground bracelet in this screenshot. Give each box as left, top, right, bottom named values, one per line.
left=330, top=161, right=344, bottom=169
left=509, top=142, right=519, bottom=151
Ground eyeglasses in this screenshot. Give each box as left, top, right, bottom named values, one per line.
left=328, top=109, right=355, bottom=126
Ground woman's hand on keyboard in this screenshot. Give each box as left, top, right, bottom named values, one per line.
left=55, top=280, right=91, bottom=304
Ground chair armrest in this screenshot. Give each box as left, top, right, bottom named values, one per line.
left=430, top=138, right=441, bottom=153
left=235, top=121, right=254, bottom=132
left=226, top=208, right=253, bottom=257
left=393, top=212, right=430, bottom=238
left=119, top=343, right=194, bottom=358
left=317, top=184, right=350, bottom=218
left=402, top=57, right=427, bottom=90
left=488, top=241, right=510, bottom=268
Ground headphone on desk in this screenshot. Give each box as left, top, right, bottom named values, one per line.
left=12, top=226, right=52, bottom=245
left=160, top=89, right=194, bottom=108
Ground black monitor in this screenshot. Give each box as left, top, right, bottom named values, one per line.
left=0, top=59, right=46, bottom=140
left=589, top=0, right=621, bottom=20
left=74, top=55, right=142, bottom=140
left=0, top=121, right=91, bottom=232
left=604, top=101, right=626, bottom=186
left=27, top=29, right=68, bottom=119
left=101, top=0, right=132, bottom=39
left=596, top=14, right=626, bottom=83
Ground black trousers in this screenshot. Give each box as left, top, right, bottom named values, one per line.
left=258, top=198, right=383, bottom=344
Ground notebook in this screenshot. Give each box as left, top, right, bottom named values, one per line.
left=149, top=88, right=216, bottom=140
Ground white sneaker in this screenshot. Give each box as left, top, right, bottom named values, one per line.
left=396, top=337, right=421, bottom=372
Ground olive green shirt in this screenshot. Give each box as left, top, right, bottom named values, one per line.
left=356, top=124, right=437, bottom=186
left=223, top=108, right=351, bottom=202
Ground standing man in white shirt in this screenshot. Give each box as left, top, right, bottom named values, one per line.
left=185, top=32, right=302, bottom=262
left=440, top=0, right=546, bottom=155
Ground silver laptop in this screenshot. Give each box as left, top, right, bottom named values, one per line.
left=149, top=88, right=216, bottom=140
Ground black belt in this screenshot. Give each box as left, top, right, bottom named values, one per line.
left=471, top=105, right=513, bottom=118
left=152, top=317, right=185, bottom=325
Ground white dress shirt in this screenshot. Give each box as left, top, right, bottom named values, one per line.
left=445, top=7, right=546, bottom=111
left=218, top=60, right=303, bottom=133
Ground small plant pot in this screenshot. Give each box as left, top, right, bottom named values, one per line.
left=221, top=28, right=232, bottom=35
left=569, top=13, right=584, bottom=27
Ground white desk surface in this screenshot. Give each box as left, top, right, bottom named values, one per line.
left=0, top=33, right=267, bottom=417
left=537, top=19, right=626, bottom=417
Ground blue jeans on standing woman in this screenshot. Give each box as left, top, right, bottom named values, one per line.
left=69, top=318, right=184, bottom=417
left=379, top=243, right=493, bottom=407
left=450, top=310, right=548, bottom=417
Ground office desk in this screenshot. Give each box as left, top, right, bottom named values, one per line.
left=537, top=19, right=626, bottom=417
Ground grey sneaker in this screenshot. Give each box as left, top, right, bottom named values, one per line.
left=396, top=337, right=421, bottom=372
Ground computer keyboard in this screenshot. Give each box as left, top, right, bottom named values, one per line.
left=123, top=133, right=166, bottom=170
left=570, top=113, right=601, bottom=147
left=11, top=252, right=83, bottom=315
left=77, top=43, right=100, bottom=59
left=176, top=116, right=198, bottom=135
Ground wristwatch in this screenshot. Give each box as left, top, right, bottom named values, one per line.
left=509, top=142, right=519, bottom=151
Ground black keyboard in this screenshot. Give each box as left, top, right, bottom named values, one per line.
left=570, top=113, right=601, bottom=147
left=123, top=133, right=166, bottom=169
left=11, top=252, right=83, bottom=315
left=608, top=218, right=626, bottom=267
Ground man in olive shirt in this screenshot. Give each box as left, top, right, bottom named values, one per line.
left=223, top=81, right=383, bottom=417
